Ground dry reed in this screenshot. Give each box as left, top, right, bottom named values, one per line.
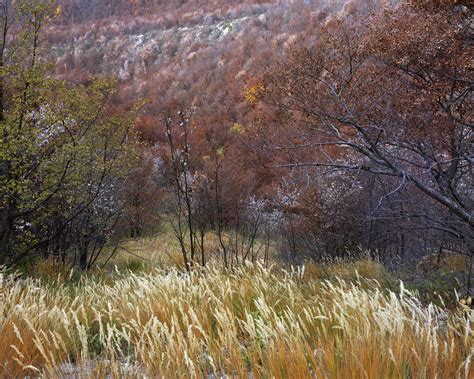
left=0, top=262, right=472, bottom=378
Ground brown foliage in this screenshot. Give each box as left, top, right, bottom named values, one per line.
left=251, top=1, right=473, bottom=264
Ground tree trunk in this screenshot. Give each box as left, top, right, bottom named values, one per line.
left=79, top=246, right=88, bottom=270
left=0, top=213, right=12, bottom=264
left=79, top=234, right=89, bottom=270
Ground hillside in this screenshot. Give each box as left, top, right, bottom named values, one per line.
left=47, top=0, right=374, bottom=139
left=50, top=2, right=277, bottom=80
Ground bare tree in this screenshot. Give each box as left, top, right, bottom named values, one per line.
left=162, top=109, right=197, bottom=272
left=262, top=2, right=473, bottom=286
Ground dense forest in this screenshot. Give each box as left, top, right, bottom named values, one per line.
left=54, top=0, right=274, bottom=22
left=3, top=0, right=469, bottom=273
left=0, top=0, right=472, bottom=377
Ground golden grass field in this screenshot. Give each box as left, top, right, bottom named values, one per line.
left=0, top=256, right=472, bottom=378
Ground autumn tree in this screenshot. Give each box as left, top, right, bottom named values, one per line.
left=260, top=1, right=472, bottom=270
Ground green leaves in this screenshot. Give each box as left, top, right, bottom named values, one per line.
left=0, top=1, right=140, bottom=262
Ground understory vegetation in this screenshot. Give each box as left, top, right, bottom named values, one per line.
left=1, top=259, right=472, bottom=378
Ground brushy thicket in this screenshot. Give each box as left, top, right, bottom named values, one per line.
left=0, top=261, right=472, bottom=378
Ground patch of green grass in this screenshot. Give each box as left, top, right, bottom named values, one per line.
left=396, top=253, right=469, bottom=309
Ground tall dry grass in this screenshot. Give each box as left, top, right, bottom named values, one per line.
left=0, top=262, right=472, bottom=378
